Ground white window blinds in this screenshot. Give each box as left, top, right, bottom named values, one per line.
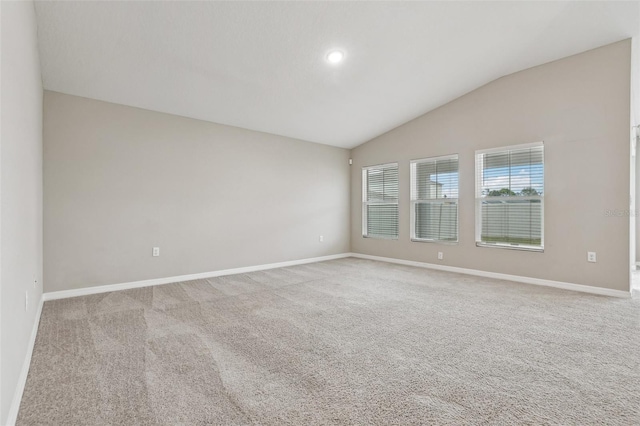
left=362, top=163, right=398, bottom=239
left=410, top=155, right=459, bottom=242
left=475, top=142, right=544, bottom=250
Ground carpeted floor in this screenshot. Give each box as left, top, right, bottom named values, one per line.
left=17, top=258, right=640, bottom=425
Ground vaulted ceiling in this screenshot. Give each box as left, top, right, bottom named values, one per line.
left=35, top=1, right=639, bottom=148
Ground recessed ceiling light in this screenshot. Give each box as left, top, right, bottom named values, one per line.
left=326, top=50, right=344, bottom=64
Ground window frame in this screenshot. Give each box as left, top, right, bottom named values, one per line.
left=362, top=162, right=399, bottom=240
left=410, top=154, right=459, bottom=244
left=475, top=141, right=544, bottom=252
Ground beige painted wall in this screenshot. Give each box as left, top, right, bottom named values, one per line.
left=351, top=40, right=632, bottom=292
left=1, top=1, right=44, bottom=423
left=44, top=92, right=350, bottom=293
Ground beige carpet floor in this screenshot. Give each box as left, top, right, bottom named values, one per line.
left=17, top=258, right=640, bottom=425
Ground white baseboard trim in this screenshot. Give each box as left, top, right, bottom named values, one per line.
left=350, top=253, right=631, bottom=298
left=6, top=294, right=44, bottom=426
left=43, top=253, right=352, bottom=301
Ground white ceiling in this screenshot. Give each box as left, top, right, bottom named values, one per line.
left=35, top=1, right=639, bottom=149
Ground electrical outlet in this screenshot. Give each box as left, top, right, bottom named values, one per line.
left=319, top=235, right=324, bottom=243
left=438, top=252, right=443, bottom=260
left=587, top=252, right=597, bottom=263
left=152, top=247, right=160, bottom=257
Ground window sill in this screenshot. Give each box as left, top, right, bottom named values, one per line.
left=411, top=238, right=458, bottom=245
left=363, top=235, right=399, bottom=240
left=476, top=242, right=543, bottom=252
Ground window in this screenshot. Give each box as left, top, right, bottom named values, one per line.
left=362, top=163, right=398, bottom=239
left=475, top=142, right=544, bottom=251
left=410, top=155, right=459, bottom=243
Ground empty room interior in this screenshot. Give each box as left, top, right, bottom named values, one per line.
left=3, top=1, right=640, bottom=424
